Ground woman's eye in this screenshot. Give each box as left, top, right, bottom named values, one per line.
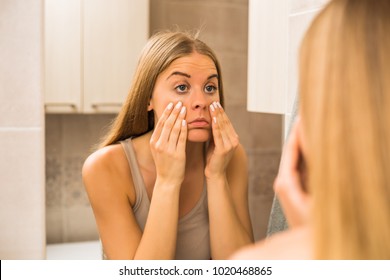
left=205, top=85, right=217, bottom=94
left=175, top=84, right=188, bottom=93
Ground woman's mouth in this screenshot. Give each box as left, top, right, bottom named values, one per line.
left=188, top=118, right=210, bottom=128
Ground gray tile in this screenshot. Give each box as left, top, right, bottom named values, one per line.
left=45, top=154, right=62, bottom=208
left=247, top=149, right=281, bottom=241
left=249, top=194, right=275, bottom=241
left=46, top=206, right=64, bottom=244
left=218, top=52, right=248, bottom=108
left=64, top=205, right=99, bottom=242
left=62, top=156, right=89, bottom=208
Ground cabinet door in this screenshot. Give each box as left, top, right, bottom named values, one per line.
left=44, top=0, right=82, bottom=113
left=83, top=0, right=149, bottom=113
left=247, top=0, right=328, bottom=137
left=247, top=0, right=329, bottom=115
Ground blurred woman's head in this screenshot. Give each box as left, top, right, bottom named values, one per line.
left=299, top=0, right=390, bottom=259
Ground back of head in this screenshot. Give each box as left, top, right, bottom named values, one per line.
left=299, top=0, right=390, bottom=259
left=99, top=30, right=224, bottom=147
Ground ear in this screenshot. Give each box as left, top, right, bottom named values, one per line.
left=147, top=99, right=153, bottom=111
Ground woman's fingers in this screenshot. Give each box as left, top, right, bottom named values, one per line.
left=150, top=102, right=174, bottom=144
left=177, top=117, right=188, bottom=153
left=159, top=101, right=183, bottom=144
left=150, top=101, right=187, bottom=185
left=277, top=120, right=301, bottom=177
left=209, top=103, right=224, bottom=148
left=209, top=102, right=238, bottom=150
left=274, top=119, right=310, bottom=227
left=150, top=101, right=187, bottom=154
left=205, top=102, right=239, bottom=179
left=168, top=105, right=187, bottom=152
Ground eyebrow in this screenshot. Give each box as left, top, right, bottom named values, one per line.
left=166, top=71, right=191, bottom=80
left=166, top=71, right=219, bottom=81
left=207, top=74, right=219, bottom=80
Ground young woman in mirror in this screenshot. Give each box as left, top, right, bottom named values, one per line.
left=82, top=31, right=254, bottom=260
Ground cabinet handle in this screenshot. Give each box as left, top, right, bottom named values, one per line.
left=45, top=103, right=77, bottom=108
left=91, top=102, right=123, bottom=108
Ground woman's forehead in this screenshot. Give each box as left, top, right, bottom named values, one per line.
left=166, top=53, right=217, bottom=74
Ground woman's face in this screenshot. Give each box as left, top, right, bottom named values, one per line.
left=149, top=52, right=220, bottom=142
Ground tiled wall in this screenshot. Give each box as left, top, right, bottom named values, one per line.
left=45, top=114, right=115, bottom=243
left=45, top=0, right=282, bottom=244
left=0, top=0, right=45, bottom=259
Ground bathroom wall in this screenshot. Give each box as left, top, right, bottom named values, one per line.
left=0, top=0, right=45, bottom=259
left=45, top=0, right=282, bottom=244
left=45, top=114, right=114, bottom=243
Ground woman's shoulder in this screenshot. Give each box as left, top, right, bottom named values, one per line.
left=83, top=143, right=125, bottom=176
left=82, top=143, right=134, bottom=191
left=82, top=142, right=137, bottom=205
left=230, top=226, right=313, bottom=260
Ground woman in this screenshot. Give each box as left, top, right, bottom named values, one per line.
left=82, top=31, right=254, bottom=260
left=232, top=0, right=390, bottom=259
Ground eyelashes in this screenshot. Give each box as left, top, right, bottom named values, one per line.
left=205, top=85, right=217, bottom=93
left=175, top=84, right=188, bottom=93
left=174, top=83, right=218, bottom=94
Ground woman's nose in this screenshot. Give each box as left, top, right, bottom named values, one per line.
left=190, top=88, right=207, bottom=110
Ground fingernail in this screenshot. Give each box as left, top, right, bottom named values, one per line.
left=210, top=104, right=215, bottom=112
left=217, top=102, right=222, bottom=108
left=180, top=106, right=186, bottom=114
left=167, top=102, right=173, bottom=110
left=175, top=101, right=182, bottom=109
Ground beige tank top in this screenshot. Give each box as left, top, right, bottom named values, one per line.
left=120, top=138, right=211, bottom=260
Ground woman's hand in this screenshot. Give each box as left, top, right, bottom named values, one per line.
left=150, top=101, right=188, bottom=186
left=273, top=118, right=311, bottom=228
left=205, top=102, right=239, bottom=180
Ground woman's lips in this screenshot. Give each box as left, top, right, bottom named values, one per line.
left=188, top=119, right=210, bottom=128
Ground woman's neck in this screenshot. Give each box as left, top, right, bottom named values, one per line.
left=184, top=141, right=206, bottom=168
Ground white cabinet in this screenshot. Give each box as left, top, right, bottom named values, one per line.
left=45, top=0, right=81, bottom=113
left=247, top=0, right=328, bottom=136
left=44, top=0, right=149, bottom=113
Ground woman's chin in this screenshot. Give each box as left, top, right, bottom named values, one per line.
left=187, top=129, right=211, bottom=143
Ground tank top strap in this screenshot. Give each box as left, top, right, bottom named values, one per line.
left=120, top=138, right=149, bottom=212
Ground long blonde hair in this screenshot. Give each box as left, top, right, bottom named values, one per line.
left=99, top=31, right=224, bottom=148
left=300, top=0, right=390, bottom=259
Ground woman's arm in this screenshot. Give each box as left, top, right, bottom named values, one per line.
left=82, top=102, right=187, bottom=260
left=206, top=102, right=254, bottom=259
left=82, top=146, right=143, bottom=259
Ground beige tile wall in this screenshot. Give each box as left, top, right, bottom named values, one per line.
left=0, top=0, right=45, bottom=259
left=45, top=114, right=115, bottom=243
left=45, top=0, right=282, bottom=244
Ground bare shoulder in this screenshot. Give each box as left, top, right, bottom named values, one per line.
left=82, top=143, right=134, bottom=202
left=230, top=226, right=313, bottom=260
left=82, top=144, right=126, bottom=180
